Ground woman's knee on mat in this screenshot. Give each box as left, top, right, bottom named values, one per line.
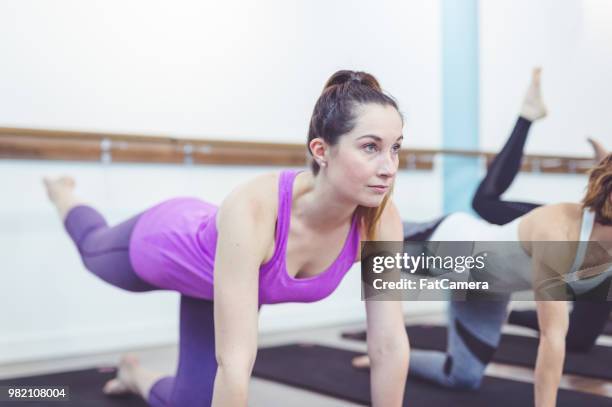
left=443, top=355, right=486, bottom=390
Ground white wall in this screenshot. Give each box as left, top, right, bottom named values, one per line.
left=0, top=0, right=441, bottom=147
left=0, top=0, right=443, bottom=364
left=480, top=0, right=612, bottom=158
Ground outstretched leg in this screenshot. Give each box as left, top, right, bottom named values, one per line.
left=44, top=176, right=168, bottom=397
left=472, top=68, right=546, bottom=225
left=44, top=176, right=159, bottom=292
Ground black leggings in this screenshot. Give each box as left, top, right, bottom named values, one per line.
left=472, top=117, right=540, bottom=224
left=472, top=117, right=612, bottom=352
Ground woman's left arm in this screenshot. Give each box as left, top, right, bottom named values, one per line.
left=530, top=227, right=570, bottom=407
left=365, top=200, right=410, bottom=407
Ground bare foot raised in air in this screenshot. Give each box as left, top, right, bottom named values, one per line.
left=351, top=354, right=371, bottom=369
left=42, top=176, right=83, bottom=220
left=520, top=67, right=547, bottom=122
left=102, top=354, right=141, bottom=397
left=587, top=137, right=609, bottom=163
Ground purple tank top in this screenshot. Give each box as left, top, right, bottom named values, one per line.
left=129, top=169, right=361, bottom=304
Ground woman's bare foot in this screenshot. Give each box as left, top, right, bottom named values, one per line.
left=520, top=67, right=548, bottom=122
left=102, top=354, right=140, bottom=397
left=587, top=137, right=609, bottom=163
left=42, top=176, right=83, bottom=220
left=351, top=354, right=371, bottom=369
left=103, top=354, right=165, bottom=400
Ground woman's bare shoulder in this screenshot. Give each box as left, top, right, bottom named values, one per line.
left=543, top=202, right=582, bottom=215
left=225, top=172, right=279, bottom=207
left=529, top=203, right=580, bottom=222
left=522, top=203, right=582, bottom=240
left=218, top=171, right=281, bottom=230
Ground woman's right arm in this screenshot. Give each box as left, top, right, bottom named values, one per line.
left=534, top=300, right=568, bottom=407
left=211, top=184, right=274, bottom=407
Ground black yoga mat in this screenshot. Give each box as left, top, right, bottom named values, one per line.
left=342, top=325, right=612, bottom=381
left=0, top=367, right=147, bottom=406
left=252, top=343, right=610, bottom=407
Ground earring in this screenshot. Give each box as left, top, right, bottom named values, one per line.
left=320, top=161, right=327, bottom=167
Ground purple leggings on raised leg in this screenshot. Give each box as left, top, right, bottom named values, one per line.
left=64, top=205, right=217, bottom=407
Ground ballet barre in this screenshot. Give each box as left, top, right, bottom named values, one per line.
left=0, top=127, right=596, bottom=174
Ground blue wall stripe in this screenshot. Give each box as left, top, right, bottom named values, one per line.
left=442, top=0, right=480, bottom=214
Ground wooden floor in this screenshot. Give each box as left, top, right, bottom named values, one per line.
left=1, top=312, right=611, bottom=406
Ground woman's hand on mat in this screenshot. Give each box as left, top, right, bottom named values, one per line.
left=351, top=354, right=371, bottom=369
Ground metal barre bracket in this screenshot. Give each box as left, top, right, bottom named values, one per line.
left=183, top=143, right=194, bottom=165
left=100, top=138, right=112, bottom=164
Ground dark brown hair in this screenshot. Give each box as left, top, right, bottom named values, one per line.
left=306, top=70, right=402, bottom=240
left=582, top=153, right=612, bottom=225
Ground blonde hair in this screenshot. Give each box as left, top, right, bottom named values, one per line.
left=582, top=153, right=612, bottom=225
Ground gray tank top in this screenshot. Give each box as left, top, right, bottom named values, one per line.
left=425, top=210, right=611, bottom=297
left=562, top=208, right=612, bottom=297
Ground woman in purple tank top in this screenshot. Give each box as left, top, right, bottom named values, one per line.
left=43, top=69, right=409, bottom=406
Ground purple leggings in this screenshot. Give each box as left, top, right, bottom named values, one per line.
left=64, top=205, right=217, bottom=406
